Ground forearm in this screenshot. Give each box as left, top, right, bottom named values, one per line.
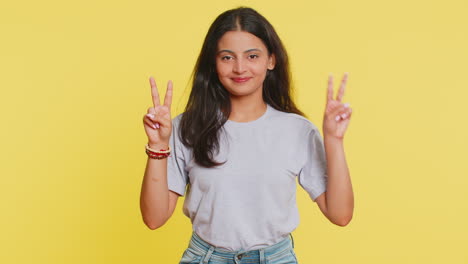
left=323, top=137, right=354, bottom=225
left=140, top=149, right=170, bottom=229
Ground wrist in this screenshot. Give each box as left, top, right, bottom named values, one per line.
left=324, top=135, right=344, bottom=145
left=147, top=142, right=170, bottom=150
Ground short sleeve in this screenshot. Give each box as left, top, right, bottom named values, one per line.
left=166, top=116, right=189, bottom=196
left=298, top=127, right=328, bottom=202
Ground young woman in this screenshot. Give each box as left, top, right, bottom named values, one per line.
left=140, top=7, right=354, bottom=264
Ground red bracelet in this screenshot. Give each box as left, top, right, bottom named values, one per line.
left=145, top=144, right=171, bottom=160
left=146, top=149, right=170, bottom=159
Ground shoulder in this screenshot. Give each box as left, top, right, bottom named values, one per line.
left=169, top=113, right=186, bottom=143
left=171, top=113, right=185, bottom=129
left=266, top=105, right=320, bottom=133
left=172, top=112, right=184, bottom=123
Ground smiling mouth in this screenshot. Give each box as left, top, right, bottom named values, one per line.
left=232, top=77, right=252, bottom=83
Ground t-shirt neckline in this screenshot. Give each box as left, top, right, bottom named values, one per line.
left=226, top=104, right=271, bottom=126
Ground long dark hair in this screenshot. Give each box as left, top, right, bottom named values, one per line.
left=180, top=7, right=304, bottom=168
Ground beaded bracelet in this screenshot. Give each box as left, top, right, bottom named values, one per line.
left=145, top=144, right=171, bottom=153
left=145, top=144, right=171, bottom=159
left=146, top=149, right=170, bottom=159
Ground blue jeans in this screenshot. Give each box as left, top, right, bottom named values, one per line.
left=179, top=232, right=298, bottom=264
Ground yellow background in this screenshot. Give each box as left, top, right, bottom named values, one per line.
left=1, top=0, right=467, bottom=263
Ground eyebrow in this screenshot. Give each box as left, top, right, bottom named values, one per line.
left=217, top=48, right=262, bottom=54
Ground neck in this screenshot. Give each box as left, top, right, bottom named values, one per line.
left=228, top=96, right=267, bottom=123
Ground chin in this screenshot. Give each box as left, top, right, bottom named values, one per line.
left=227, top=88, right=262, bottom=98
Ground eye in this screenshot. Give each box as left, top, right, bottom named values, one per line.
left=248, top=54, right=259, bottom=59
left=220, top=55, right=233, bottom=61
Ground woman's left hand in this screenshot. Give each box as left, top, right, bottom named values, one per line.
left=323, top=73, right=352, bottom=140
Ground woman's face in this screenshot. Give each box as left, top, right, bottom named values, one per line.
left=216, top=30, right=275, bottom=99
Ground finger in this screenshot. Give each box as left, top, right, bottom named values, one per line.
left=339, top=107, right=352, bottom=120
left=152, top=115, right=171, bottom=128
left=147, top=107, right=156, bottom=115
left=327, top=74, right=334, bottom=102
left=149, top=76, right=161, bottom=108
left=164, top=80, right=173, bottom=109
left=153, top=105, right=171, bottom=118
left=336, top=73, right=348, bottom=102
left=145, top=112, right=167, bottom=129
left=143, top=116, right=158, bottom=129
left=145, top=113, right=156, bottom=122
left=333, top=103, right=350, bottom=114
left=329, top=104, right=348, bottom=121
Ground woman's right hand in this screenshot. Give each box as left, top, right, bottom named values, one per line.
left=143, top=77, right=173, bottom=149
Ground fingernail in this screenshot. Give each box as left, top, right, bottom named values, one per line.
left=335, top=115, right=340, bottom=121
left=344, top=103, right=350, bottom=108
left=146, top=113, right=155, bottom=119
left=341, top=113, right=347, bottom=119
left=155, top=123, right=160, bottom=129
left=152, top=124, right=157, bottom=129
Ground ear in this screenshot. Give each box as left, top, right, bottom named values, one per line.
left=267, top=54, right=276, bottom=70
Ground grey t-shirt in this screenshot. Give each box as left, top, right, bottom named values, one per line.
left=167, top=104, right=328, bottom=251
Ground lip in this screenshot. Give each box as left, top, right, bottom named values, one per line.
left=231, top=77, right=252, bottom=83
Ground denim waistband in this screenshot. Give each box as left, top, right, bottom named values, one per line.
left=187, top=232, right=294, bottom=264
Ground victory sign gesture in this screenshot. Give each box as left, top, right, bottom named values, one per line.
left=323, top=73, right=353, bottom=139
left=143, top=77, right=173, bottom=148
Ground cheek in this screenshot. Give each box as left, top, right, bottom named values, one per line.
left=252, top=64, right=269, bottom=78
left=253, top=60, right=270, bottom=73
left=215, top=65, right=230, bottom=87
left=216, top=62, right=229, bottom=77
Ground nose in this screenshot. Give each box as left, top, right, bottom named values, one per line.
left=233, top=58, right=246, bottom=74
